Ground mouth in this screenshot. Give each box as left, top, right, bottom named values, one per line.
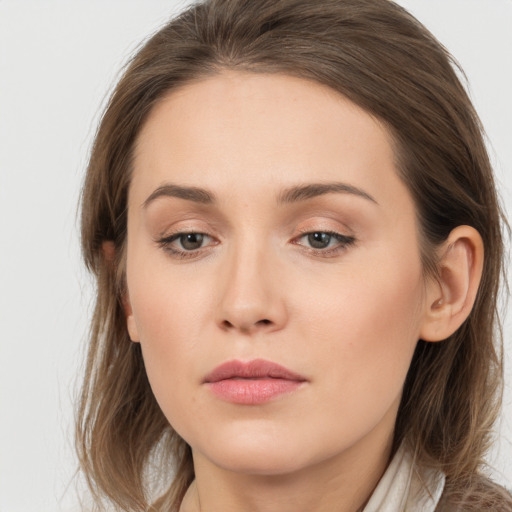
left=203, top=359, right=307, bottom=405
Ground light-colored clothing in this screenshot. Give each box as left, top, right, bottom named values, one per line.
left=363, top=444, right=445, bottom=512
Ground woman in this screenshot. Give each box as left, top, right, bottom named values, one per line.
left=77, top=0, right=512, bottom=510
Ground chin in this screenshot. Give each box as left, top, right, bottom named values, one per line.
left=190, top=425, right=318, bottom=476
left=210, top=448, right=309, bottom=476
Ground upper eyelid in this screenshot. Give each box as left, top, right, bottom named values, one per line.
left=157, top=227, right=350, bottom=239
left=156, top=223, right=217, bottom=239
left=293, top=224, right=354, bottom=240
left=149, top=206, right=356, bottom=236
left=156, top=214, right=353, bottom=235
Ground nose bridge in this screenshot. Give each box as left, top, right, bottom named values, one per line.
left=216, top=231, right=286, bottom=334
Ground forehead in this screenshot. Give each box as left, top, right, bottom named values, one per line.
left=130, top=71, right=407, bottom=213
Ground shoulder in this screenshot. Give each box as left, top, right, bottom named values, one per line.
left=435, top=475, right=512, bottom=512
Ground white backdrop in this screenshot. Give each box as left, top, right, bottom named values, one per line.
left=0, top=1, right=511, bottom=511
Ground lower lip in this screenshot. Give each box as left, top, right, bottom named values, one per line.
left=207, top=378, right=303, bottom=405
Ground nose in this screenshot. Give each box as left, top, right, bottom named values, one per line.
left=215, top=241, right=288, bottom=335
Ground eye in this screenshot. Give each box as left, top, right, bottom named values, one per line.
left=305, top=232, right=336, bottom=249
left=294, top=230, right=355, bottom=256
left=157, top=231, right=216, bottom=259
left=175, top=233, right=208, bottom=250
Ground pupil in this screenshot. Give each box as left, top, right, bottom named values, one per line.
left=308, top=232, right=331, bottom=249
left=181, top=233, right=203, bottom=250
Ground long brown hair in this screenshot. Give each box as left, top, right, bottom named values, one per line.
left=77, top=0, right=511, bottom=510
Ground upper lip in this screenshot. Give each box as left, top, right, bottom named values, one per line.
left=204, top=359, right=307, bottom=383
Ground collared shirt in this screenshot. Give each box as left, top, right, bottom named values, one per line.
left=363, top=444, right=446, bottom=512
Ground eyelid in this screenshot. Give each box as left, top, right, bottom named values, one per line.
left=155, top=222, right=356, bottom=260
left=156, top=229, right=218, bottom=260
left=291, top=227, right=356, bottom=257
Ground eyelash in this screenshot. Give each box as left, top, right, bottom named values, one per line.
left=157, top=229, right=356, bottom=260
left=157, top=232, right=217, bottom=260
left=293, top=229, right=356, bottom=257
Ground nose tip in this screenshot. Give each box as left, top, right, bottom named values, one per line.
left=215, top=250, right=287, bottom=335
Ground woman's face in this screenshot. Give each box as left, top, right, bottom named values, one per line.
left=125, top=71, right=430, bottom=475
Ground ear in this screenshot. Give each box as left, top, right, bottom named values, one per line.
left=101, top=241, right=140, bottom=343
left=101, top=240, right=116, bottom=265
left=420, top=226, right=484, bottom=342
left=123, top=295, right=140, bottom=343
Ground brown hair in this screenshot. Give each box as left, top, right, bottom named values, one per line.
left=77, top=0, right=511, bottom=510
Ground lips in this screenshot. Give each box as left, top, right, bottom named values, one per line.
left=204, top=359, right=306, bottom=382
left=204, top=359, right=307, bottom=405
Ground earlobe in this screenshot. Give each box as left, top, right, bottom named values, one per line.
left=420, top=226, right=484, bottom=342
left=101, top=241, right=140, bottom=343
left=123, top=294, right=140, bottom=343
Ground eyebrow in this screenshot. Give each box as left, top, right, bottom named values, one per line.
left=143, top=184, right=214, bottom=207
left=277, top=182, right=377, bottom=205
left=142, top=181, right=377, bottom=208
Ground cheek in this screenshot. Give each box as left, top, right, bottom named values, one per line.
left=125, top=248, right=212, bottom=396
left=129, top=279, right=211, bottom=438
left=130, top=278, right=210, bottom=355
left=297, top=253, right=425, bottom=409
left=127, top=235, right=214, bottom=334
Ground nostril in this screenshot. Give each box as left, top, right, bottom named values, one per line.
left=221, top=318, right=272, bottom=331
left=222, top=320, right=234, bottom=330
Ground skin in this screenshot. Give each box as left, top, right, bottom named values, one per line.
left=123, top=71, right=483, bottom=512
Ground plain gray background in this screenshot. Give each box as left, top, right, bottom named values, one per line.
left=0, top=1, right=511, bottom=510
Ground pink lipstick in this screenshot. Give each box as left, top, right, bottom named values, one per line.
left=204, top=359, right=307, bottom=405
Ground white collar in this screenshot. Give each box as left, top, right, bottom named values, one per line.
left=362, top=444, right=445, bottom=512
